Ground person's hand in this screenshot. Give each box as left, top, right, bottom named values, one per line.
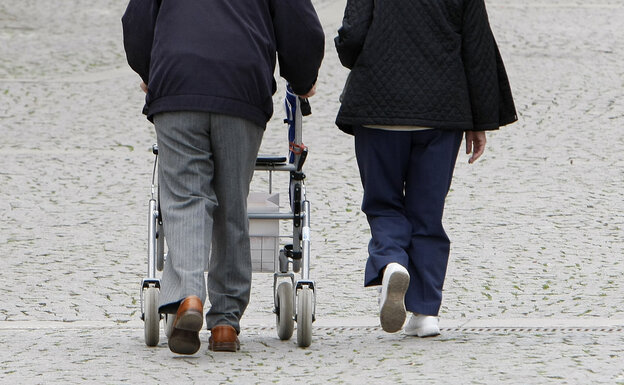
left=465, top=130, right=486, bottom=164
left=297, top=83, right=316, bottom=98
left=140, top=81, right=148, bottom=94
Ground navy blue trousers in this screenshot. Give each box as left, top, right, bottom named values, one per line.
left=354, top=126, right=463, bottom=316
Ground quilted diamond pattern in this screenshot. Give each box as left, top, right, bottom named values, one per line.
left=335, top=0, right=517, bottom=134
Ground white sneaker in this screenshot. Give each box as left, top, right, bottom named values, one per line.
left=404, top=313, right=440, bottom=337
left=379, top=263, right=410, bottom=333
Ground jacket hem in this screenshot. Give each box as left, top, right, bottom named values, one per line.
left=336, top=116, right=474, bottom=135
left=146, top=94, right=270, bottom=128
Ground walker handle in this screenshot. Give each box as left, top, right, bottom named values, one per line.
left=299, top=97, right=311, bottom=116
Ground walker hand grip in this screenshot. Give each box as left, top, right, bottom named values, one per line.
left=296, top=148, right=308, bottom=171
left=299, top=98, right=311, bottom=116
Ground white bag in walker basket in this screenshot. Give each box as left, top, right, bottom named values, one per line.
left=248, top=192, right=280, bottom=272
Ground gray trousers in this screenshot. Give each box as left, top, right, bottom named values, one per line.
left=154, top=111, right=263, bottom=333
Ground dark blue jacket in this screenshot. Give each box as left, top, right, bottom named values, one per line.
left=335, top=0, right=517, bottom=134
left=122, top=0, right=324, bottom=127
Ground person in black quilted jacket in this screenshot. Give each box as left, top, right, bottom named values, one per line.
left=335, top=0, right=517, bottom=337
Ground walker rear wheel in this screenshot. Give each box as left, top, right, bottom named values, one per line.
left=164, top=313, right=175, bottom=339
left=296, top=286, right=313, bottom=347
left=275, top=281, right=294, bottom=340
left=144, top=286, right=160, bottom=347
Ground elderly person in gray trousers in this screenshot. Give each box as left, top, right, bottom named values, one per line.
left=122, top=0, right=324, bottom=354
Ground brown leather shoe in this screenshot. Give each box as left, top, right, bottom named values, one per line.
left=208, top=325, right=240, bottom=352
left=167, top=296, right=203, bottom=355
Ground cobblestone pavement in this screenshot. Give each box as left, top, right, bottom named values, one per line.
left=1, top=0, right=623, bottom=383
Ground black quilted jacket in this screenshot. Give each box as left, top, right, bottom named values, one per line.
left=335, top=0, right=517, bottom=134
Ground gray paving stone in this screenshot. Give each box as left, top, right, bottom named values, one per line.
left=0, top=322, right=623, bottom=384
left=1, top=0, right=623, bottom=383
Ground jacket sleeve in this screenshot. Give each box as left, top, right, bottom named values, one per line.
left=121, top=0, right=161, bottom=85
left=272, top=0, right=325, bottom=96
left=334, top=0, right=374, bottom=69
left=461, top=0, right=504, bottom=130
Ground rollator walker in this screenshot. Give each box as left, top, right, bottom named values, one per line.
left=139, top=86, right=316, bottom=348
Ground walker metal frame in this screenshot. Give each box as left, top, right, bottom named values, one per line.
left=139, top=86, right=316, bottom=348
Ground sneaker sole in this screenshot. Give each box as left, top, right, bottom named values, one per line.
left=418, top=327, right=441, bottom=337
left=405, top=325, right=441, bottom=337
left=380, top=269, right=409, bottom=333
